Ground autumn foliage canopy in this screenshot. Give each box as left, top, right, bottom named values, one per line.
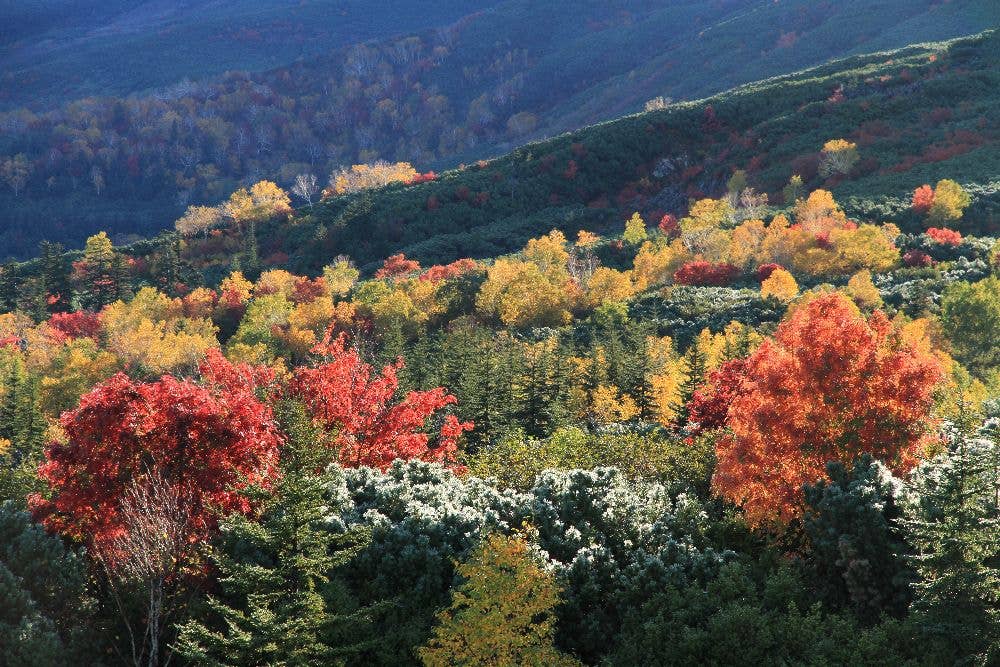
left=698, top=293, right=945, bottom=526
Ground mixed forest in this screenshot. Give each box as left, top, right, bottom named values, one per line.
left=0, top=19, right=999, bottom=667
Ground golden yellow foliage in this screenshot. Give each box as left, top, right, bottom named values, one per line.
left=419, top=531, right=580, bottom=667
left=794, top=189, right=847, bottom=230
left=819, top=139, right=859, bottom=177
left=224, top=180, right=291, bottom=224
left=586, top=267, right=635, bottom=306
left=645, top=335, right=684, bottom=426
left=326, top=161, right=417, bottom=196
left=590, top=384, right=640, bottom=424
left=522, top=230, right=570, bottom=279
left=575, top=230, right=600, bottom=247
left=844, top=270, right=883, bottom=310
left=101, top=287, right=218, bottom=375
left=219, top=271, right=254, bottom=305
left=761, top=268, right=799, bottom=302
left=927, top=178, right=972, bottom=226
left=40, top=338, right=119, bottom=416
left=683, top=198, right=733, bottom=231
left=323, top=259, right=360, bottom=297
left=255, top=269, right=299, bottom=298
left=225, top=342, right=268, bottom=365
left=477, top=259, right=574, bottom=328
left=83, top=231, right=115, bottom=266
left=632, top=239, right=690, bottom=290
left=623, top=212, right=648, bottom=244
left=728, top=218, right=766, bottom=270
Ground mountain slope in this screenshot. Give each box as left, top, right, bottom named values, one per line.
left=7, top=29, right=995, bottom=292
left=1, top=1, right=996, bottom=260
left=0, top=0, right=501, bottom=110
left=262, top=30, right=1000, bottom=276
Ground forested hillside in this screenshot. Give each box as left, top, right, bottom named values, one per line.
left=1, top=0, right=995, bottom=259
left=0, top=0, right=500, bottom=109
left=1, top=25, right=1000, bottom=667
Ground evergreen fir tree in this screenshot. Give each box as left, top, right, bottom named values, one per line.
left=174, top=401, right=375, bottom=666
left=451, top=327, right=521, bottom=448
left=152, top=236, right=186, bottom=296
left=243, top=219, right=260, bottom=279
left=903, top=429, right=1000, bottom=660
left=38, top=241, right=71, bottom=313
left=110, top=253, right=132, bottom=303
left=675, top=338, right=707, bottom=423
left=375, top=318, right=405, bottom=371
left=0, top=363, right=48, bottom=504
left=0, top=264, right=19, bottom=314
left=16, top=276, right=48, bottom=323
left=516, top=335, right=569, bottom=438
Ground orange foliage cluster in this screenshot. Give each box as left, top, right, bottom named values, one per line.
left=925, top=227, right=962, bottom=246
left=703, top=293, right=945, bottom=527
left=420, top=258, right=480, bottom=283
left=376, top=253, right=422, bottom=279
left=911, top=184, right=935, bottom=213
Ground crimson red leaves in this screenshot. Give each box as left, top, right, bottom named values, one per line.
left=30, top=352, right=282, bottom=562
left=673, top=261, right=740, bottom=286
left=290, top=332, right=472, bottom=470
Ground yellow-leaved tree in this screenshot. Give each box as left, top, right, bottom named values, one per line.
left=623, top=212, right=648, bottom=245
left=326, top=161, right=417, bottom=196
left=224, top=180, right=292, bottom=226
left=419, top=531, right=580, bottom=667
left=760, top=268, right=798, bottom=302
left=477, top=231, right=576, bottom=327
left=818, top=138, right=859, bottom=177
left=844, top=270, right=883, bottom=311
left=926, top=179, right=971, bottom=226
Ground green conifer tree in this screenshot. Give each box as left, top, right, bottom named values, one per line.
left=675, top=338, right=707, bottom=423
left=38, top=241, right=71, bottom=313
left=904, top=430, right=1000, bottom=660
left=174, top=401, right=375, bottom=666
left=0, top=363, right=48, bottom=505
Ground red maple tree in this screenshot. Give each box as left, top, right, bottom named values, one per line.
left=48, top=311, right=102, bottom=340
left=30, top=350, right=282, bottom=563
left=673, top=261, right=741, bottom=286
left=289, top=332, right=472, bottom=470
left=376, top=253, right=421, bottom=280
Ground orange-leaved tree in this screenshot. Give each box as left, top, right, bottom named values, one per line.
left=702, top=292, right=945, bottom=527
